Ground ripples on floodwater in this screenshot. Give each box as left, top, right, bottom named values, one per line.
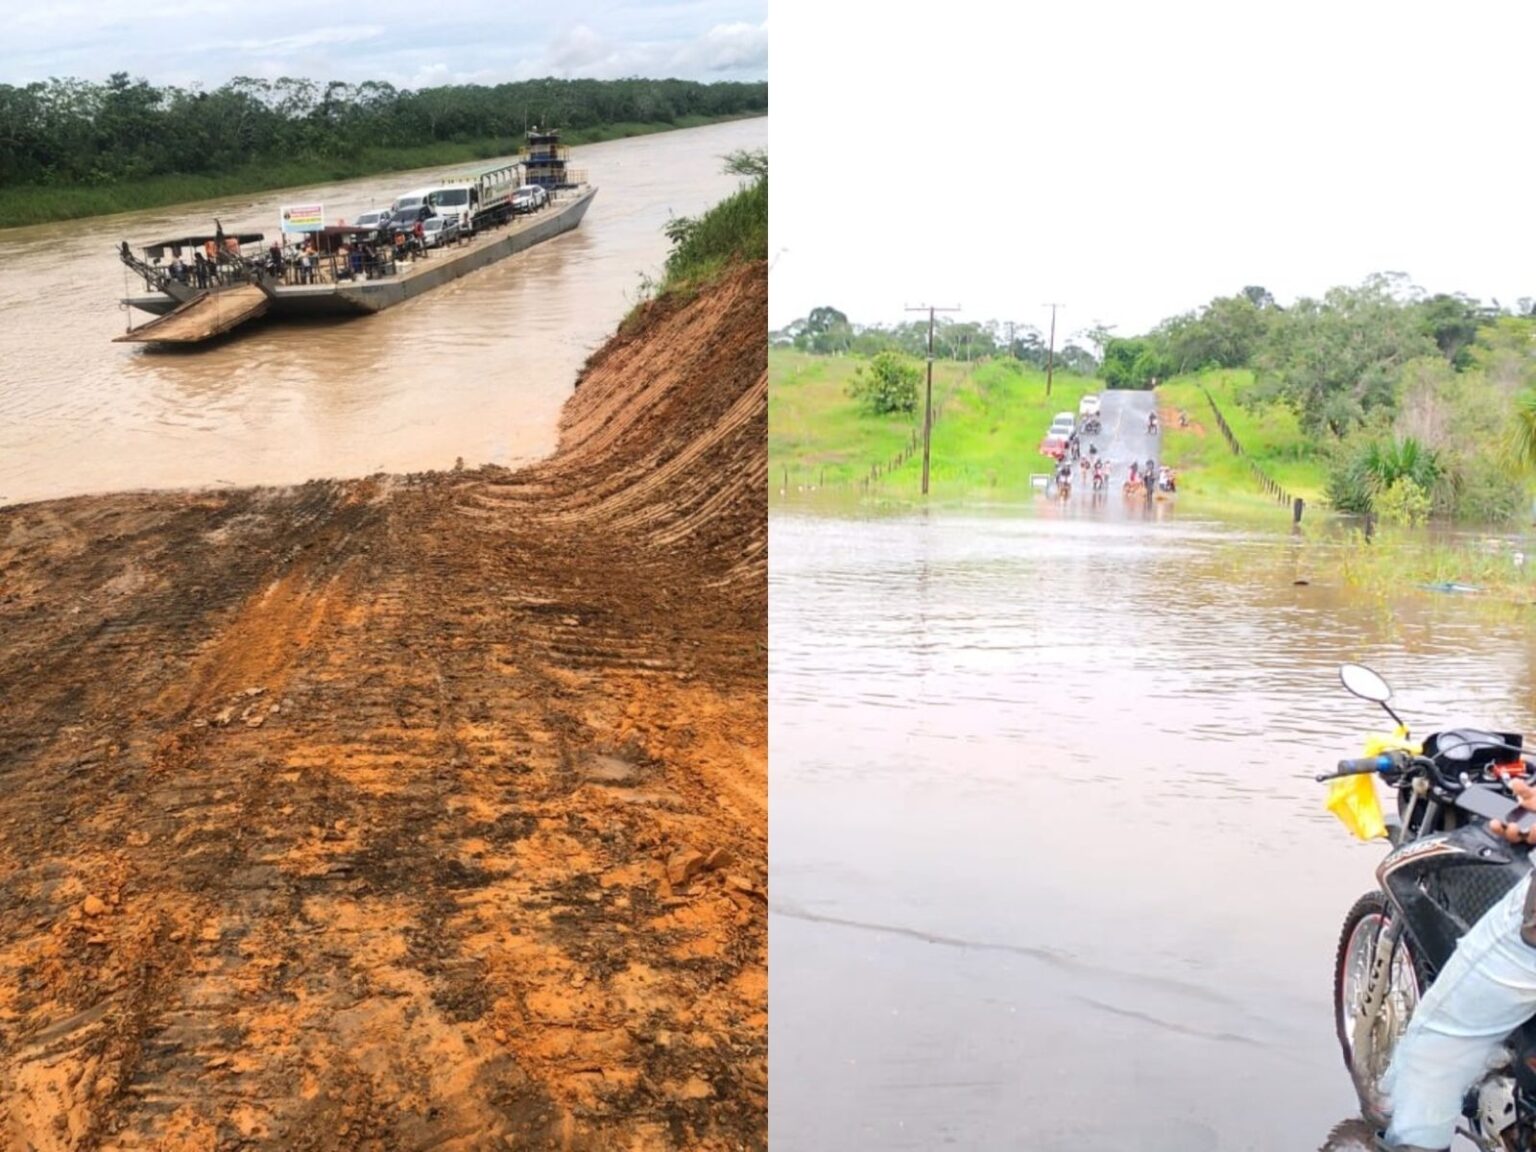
left=0, top=118, right=766, bottom=505
left=769, top=501, right=1536, bottom=1151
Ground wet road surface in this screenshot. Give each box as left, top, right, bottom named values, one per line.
left=1089, top=388, right=1159, bottom=486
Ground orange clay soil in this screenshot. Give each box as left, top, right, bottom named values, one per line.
left=0, top=263, right=766, bottom=1152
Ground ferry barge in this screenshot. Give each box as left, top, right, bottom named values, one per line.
left=115, top=130, right=594, bottom=345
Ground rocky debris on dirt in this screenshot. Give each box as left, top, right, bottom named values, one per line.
left=666, top=843, right=752, bottom=893
left=666, top=847, right=709, bottom=886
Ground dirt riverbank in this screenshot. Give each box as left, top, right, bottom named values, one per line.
left=0, top=265, right=767, bottom=1151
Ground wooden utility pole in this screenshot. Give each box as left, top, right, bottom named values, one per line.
left=1005, top=320, right=1016, bottom=360
left=905, top=303, right=960, bottom=495
left=1043, top=303, right=1062, bottom=397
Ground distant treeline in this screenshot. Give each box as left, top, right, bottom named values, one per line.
left=770, top=308, right=1102, bottom=376
left=0, top=73, right=767, bottom=190
left=1097, top=276, right=1536, bottom=524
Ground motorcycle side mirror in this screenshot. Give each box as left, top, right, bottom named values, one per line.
left=1339, top=663, right=1393, bottom=704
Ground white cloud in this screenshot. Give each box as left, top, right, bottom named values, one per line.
left=2, top=3, right=767, bottom=87
left=190, top=26, right=386, bottom=55
left=669, top=19, right=766, bottom=74
left=525, top=18, right=767, bottom=81
left=547, top=24, right=613, bottom=72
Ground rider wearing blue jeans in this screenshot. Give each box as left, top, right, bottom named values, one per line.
left=1379, top=776, right=1536, bottom=1150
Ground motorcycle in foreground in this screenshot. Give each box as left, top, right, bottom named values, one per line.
left=1323, top=663, right=1536, bottom=1150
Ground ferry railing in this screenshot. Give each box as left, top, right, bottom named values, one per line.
left=117, top=243, right=173, bottom=293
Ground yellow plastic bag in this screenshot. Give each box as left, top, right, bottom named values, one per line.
left=1325, top=727, right=1418, bottom=841
left=1326, top=773, right=1386, bottom=841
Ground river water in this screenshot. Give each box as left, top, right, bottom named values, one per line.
left=769, top=501, right=1536, bottom=1151
left=0, top=117, right=765, bottom=506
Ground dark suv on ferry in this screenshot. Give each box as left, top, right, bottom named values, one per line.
left=386, top=204, right=433, bottom=232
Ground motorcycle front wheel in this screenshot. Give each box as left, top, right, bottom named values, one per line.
left=1334, top=890, right=1429, bottom=1126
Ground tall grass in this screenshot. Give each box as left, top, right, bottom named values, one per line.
left=770, top=350, right=969, bottom=489
left=1328, top=528, right=1536, bottom=607
left=0, top=113, right=764, bottom=229
left=617, top=150, right=765, bottom=334
left=1158, top=369, right=1327, bottom=501
left=657, top=169, right=767, bottom=295
left=769, top=352, right=1097, bottom=497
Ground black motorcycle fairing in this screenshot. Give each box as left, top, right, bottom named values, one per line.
left=1423, top=728, right=1524, bottom=769
left=1378, top=821, right=1530, bottom=973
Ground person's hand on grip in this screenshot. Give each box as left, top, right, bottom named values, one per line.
left=1490, top=776, right=1536, bottom=845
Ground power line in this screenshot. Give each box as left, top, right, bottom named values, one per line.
left=904, top=303, right=961, bottom=496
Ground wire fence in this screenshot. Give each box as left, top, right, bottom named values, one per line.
left=1201, top=385, right=1304, bottom=521
left=775, top=382, right=955, bottom=495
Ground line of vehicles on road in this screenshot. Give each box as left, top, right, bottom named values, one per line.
left=1039, top=392, right=1175, bottom=498
left=348, top=163, right=554, bottom=251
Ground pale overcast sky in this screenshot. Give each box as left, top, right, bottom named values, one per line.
left=5, top=1, right=766, bottom=91
left=770, top=0, right=1536, bottom=340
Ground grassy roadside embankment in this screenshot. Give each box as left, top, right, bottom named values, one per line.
left=769, top=350, right=1096, bottom=498
left=1155, top=369, right=1328, bottom=511
left=0, top=112, right=765, bottom=229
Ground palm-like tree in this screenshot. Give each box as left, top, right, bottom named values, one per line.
left=1513, top=391, right=1536, bottom=471
left=1361, top=436, right=1440, bottom=498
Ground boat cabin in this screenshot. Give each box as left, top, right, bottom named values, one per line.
left=524, top=128, right=587, bottom=191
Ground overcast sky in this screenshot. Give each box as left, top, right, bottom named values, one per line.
left=5, top=1, right=766, bottom=91
left=769, top=0, right=1536, bottom=341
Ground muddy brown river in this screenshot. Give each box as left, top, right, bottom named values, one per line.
left=769, top=503, right=1536, bottom=1150
left=0, top=117, right=765, bottom=505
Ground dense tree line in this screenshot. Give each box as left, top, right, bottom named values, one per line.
left=0, top=73, right=768, bottom=188
left=771, top=307, right=1100, bottom=376
left=1100, top=274, right=1536, bottom=524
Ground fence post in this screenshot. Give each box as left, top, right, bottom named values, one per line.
left=1293, top=497, right=1304, bottom=524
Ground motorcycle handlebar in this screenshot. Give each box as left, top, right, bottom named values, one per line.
left=1317, top=753, right=1399, bottom=782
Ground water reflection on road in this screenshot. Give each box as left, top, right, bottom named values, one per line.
left=769, top=501, right=1536, bottom=1150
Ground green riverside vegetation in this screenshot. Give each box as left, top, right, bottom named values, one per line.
left=654, top=150, right=766, bottom=298
left=0, top=74, right=766, bottom=227
left=620, top=148, right=765, bottom=331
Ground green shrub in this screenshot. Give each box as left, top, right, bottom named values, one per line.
left=847, top=352, right=922, bottom=415
left=659, top=149, right=767, bottom=293
left=1375, top=476, right=1432, bottom=526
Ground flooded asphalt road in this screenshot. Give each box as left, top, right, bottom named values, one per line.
left=0, top=117, right=765, bottom=505
left=1090, top=388, right=1159, bottom=485
left=769, top=505, right=1536, bottom=1150
left=1045, top=389, right=1156, bottom=499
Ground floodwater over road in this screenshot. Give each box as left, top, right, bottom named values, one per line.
left=769, top=502, right=1536, bottom=1150
left=0, top=117, right=765, bottom=505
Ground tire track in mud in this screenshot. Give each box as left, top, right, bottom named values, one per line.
left=0, top=265, right=766, bottom=1151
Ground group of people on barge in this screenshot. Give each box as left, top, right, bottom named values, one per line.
left=152, top=212, right=455, bottom=292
